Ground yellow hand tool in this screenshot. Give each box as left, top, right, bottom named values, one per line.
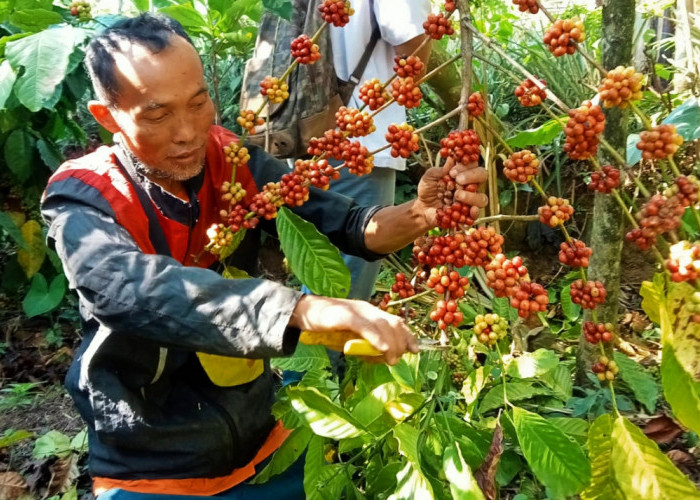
left=299, top=330, right=448, bottom=358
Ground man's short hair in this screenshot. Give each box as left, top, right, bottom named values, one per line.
left=85, top=13, right=194, bottom=105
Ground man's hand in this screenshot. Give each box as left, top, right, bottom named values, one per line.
left=415, top=157, right=489, bottom=228
left=289, top=295, right=419, bottom=365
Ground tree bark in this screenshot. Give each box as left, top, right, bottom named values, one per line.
left=576, top=0, right=636, bottom=384
left=456, top=0, right=473, bottom=129
left=425, top=44, right=462, bottom=112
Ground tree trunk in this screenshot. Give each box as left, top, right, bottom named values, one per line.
left=456, top=0, right=473, bottom=129
left=576, top=0, right=636, bottom=384
left=425, top=45, right=462, bottom=112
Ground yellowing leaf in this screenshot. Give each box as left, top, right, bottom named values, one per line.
left=17, top=220, right=45, bottom=278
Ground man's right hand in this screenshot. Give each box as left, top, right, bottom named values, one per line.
left=289, top=295, right=419, bottom=365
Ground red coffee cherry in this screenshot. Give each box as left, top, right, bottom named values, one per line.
left=665, top=175, right=699, bottom=208
left=584, top=321, right=615, bottom=344
left=558, top=239, right=593, bottom=267
left=466, top=92, right=485, bottom=117
left=385, top=123, right=419, bottom=159
left=226, top=203, right=259, bottom=233
left=294, top=158, right=340, bottom=190
left=485, top=254, right=529, bottom=298
left=290, top=34, right=321, bottom=64
left=515, top=78, right=547, bottom=107
left=588, top=165, right=620, bottom=194
left=444, top=1, right=456, bottom=12
left=390, top=77, right=422, bottom=109
left=340, top=140, right=374, bottom=176
left=563, top=100, right=606, bottom=160
left=512, top=0, right=538, bottom=14
left=636, top=124, right=684, bottom=160
left=538, top=197, right=574, bottom=227
left=249, top=183, right=283, bottom=220
left=280, top=172, right=309, bottom=207
left=307, top=129, right=345, bottom=160
left=510, top=281, right=549, bottom=318
left=599, top=66, right=643, bottom=108
left=393, top=55, right=424, bottom=78
left=463, top=226, right=504, bottom=268
left=336, top=106, right=376, bottom=137
left=426, top=266, right=470, bottom=298
left=358, top=78, right=390, bottom=111
left=430, top=299, right=464, bottom=330
left=439, top=129, right=481, bottom=164
left=423, top=13, right=455, bottom=40
left=543, top=18, right=585, bottom=57
left=570, top=279, right=607, bottom=309
left=504, top=150, right=539, bottom=183
left=319, top=0, right=354, bottom=27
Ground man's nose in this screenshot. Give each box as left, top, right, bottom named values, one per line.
left=171, top=111, right=197, bottom=144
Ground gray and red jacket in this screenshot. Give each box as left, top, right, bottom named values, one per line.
left=41, top=125, right=384, bottom=481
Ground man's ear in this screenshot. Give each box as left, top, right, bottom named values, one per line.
left=87, top=101, right=121, bottom=134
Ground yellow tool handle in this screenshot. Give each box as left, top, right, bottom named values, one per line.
left=299, top=331, right=383, bottom=357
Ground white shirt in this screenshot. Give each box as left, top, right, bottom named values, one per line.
left=330, top=0, right=431, bottom=170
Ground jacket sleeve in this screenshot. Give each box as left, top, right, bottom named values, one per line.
left=245, top=143, right=389, bottom=262
left=42, top=199, right=304, bottom=358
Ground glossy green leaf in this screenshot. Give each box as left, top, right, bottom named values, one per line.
left=36, top=138, right=63, bottom=171
left=33, top=430, right=71, bottom=459
left=5, top=26, right=77, bottom=111
left=661, top=344, right=700, bottom=434
left=262, top=0, right=292, bottom=20
left=276, top=207, right=350, bottom=298
left=613, top=352, right=658, bottom=413
left=158, top=5, right=207, bottom=29
left=9, top=8, right=62, bottom=32
left=561, top=284, right=581, bottom=320
left=662, top=97, right=700, bottom=141
left=505, top=348, right=558, bottom=378
left=304, top=436, right=348, bottom=500
left=480, top=382, right=553, bottom=414
left=250, top=427, right=311, bottom=484
left=4, top=128, right=35, bottom=182
left=581, top=414, right=624, bottom=500
left=389, top=461, right=433, bottom=500
left=272, top=344, right=330, bottom=372
left=639, top=277, right=664, bottom=325
left=626, top=133, right=642, bottom=165
left=22, top=273, right=66, bottom=318
left=0, top=429, right=33, bottom=448
left=0, top=59, right=16, bottom=108
left=506, top=118, right=564, bottom=148
left=511, top=407, right=591, bottom=498
left=546, top=417, right=588, bottom=441
left=69, top=428, right=88, bottom=453
left=539, top=364, right=573, bottom=400
left=609, top=416, right=700, bottom=499
left=288, top=386, right=366, bottom=439
left=351, top=382, right=408, bottom=429
left=0, top=210, right=26, bottom=249
left=443, top=444, right=485, bottom=500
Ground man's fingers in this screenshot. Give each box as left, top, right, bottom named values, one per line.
left=456, top=190, right=489, bottom=208
left=453, top=166, right=488, bottom=186
left=442, top=157, right=455, bottom=175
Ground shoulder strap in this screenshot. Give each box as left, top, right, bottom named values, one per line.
left=111, top=146, right=172, bottom=258
left=347, top=0, right=381, bottom=85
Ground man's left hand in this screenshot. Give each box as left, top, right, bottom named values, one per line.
left=415, top=157, right=489, bottom=227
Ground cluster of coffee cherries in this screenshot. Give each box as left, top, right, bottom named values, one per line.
left=385, top=123, right=419, bottom=159
left=307, top=129, right=345, bottom=160
left=625, top=193, right=685, bottom=250
left=290, top=34, right=321, bottom=64
left=260, top=76, right=289, bottom=104
left=391, top=77, right=422, bottom=109
left=473, top=313, right=508, bottom=346
left=463, top=227, right=504, bottom=268
left=249, top=182, right=284, bottom=220
left=426, top=267, right=470, bottom=298
left=444, top=349, right=467, bottom=386
left=466, top=92, right=485, bottom=117
left=69, top=0, right=91, bottom=20
left=430, top=299, right=465, bottom=330
left=512, top=0, right=539, bottom=14
left=515, top=78, right=547, bottom=107
left=319, top=0, right=354, bottom=27
left=226, top=204, right=259, bottom=233
left=223, top=142, right=251, bottom=169
left=237, top=110, right=265, bottom=135
left=435, top=175, right=480, bottom=229
left=298, top=158, right=340, bottom=190
left=588, top=165, right=620, bottom=194
left=570, top=279, right=606, bottom=309
left=504, top=150, right=539, bottom=183
left=666, top=241, right=700, bottom=283
left=543, top=18, right=585, bottom=57
left=510, top=281, right=549, bottom=318
left=358, top=79, right=390, bottom=111
left=583, top=321, right=614, bottom=344
left=598, top=66, right=643, bottom=108
left=336, top=107, right=375, bottom=137
left=563, top=101, right=606, bottom=160
left=341, top=140, right=374, bottom=176
left=439, top=129, right=481, bottom=164
left=538, top=197, right=574, bottom=227
left=559, top=239, right=592, bottom=267
left=379, top=273, right=416, bottom=313
left=206, top=224, right=236, bottom=255
left=485, top=254, right=529, bottom=298
left=592, top=355, right=619, bottom=381
left=444, top=0, right=456, bottom=12
left=636, top=124, right=684, bottom=160
left=393, top=55, right=424, bottom=78
left=423, top=13, right=454, bottom=40
left=413, top=233, right=467, bottom=269
left=665, top=176, right=699, bottom=208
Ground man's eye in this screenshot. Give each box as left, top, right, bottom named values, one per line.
left=146, top=114, right=167, bottom=123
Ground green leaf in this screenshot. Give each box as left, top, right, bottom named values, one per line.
left=272, top=343, right=330, bottom=372
left=9, top=8, right=62, bottom=32
left=393, top=423, right=422, bottom=465
left=443, top=444, right=485, bottom=500
left=22, top=273, right=66, bottom=318
left=276, top=207, right=350, bottom=298
left=351, top=382, right=409, bottom=429
left=505, top=348, right=558, bottom=378
left=0, top=59, right=16, bottom=107
left=609, top=416, right=700, bottom=499
left=389, top=461, right=434, bottom=500
left=218, top=228, right=247, bottom=259
left=288, top=386, right=366, bottom=439
left=506, top=118, right=564, bottom=148
left=304, top=436, right=348, bottom=500
left=539, top=365, right=573, bottom=400
left=626, top=133, right=642, bottom=165
left=613, top=352, right=658, bottom=413
left=158, top=5, right=207, bottom=30
left=262, top=0, right=292, bottom=20
left=662, top=97, right=700, bottom=141
left=33, top=430, right=71, bottom=459
left=69, top=428, right=88, bottom=453
left=0, top=210, right=26, bottom=249
left=4, top=128, right=35, bottom=182
left=480, top=382, right=553, bottom=414
left=561, top=284, right=581, bottom=320
left=5, top=26, right=77, bottom=112
left=250, top=427, right=311, bottom=484
left=639, top=277, right=664, bottom=325
left=0, top=429, right=33, bottom=447
left=461, top=365, right=492, bottom=406
left=511, top=407, right=591, bottom=498
left=661, top=343, right=700, bottom=434
left=581, top=414, right=624, bottom=500
left=36, top=138, right=63, bottom=171
left=546, top=417, right=589, bottom=440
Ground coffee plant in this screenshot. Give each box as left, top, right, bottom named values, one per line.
left=196, top=1, right=700, bottom=498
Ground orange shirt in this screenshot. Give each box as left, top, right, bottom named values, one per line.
left=93, top=421, right=291, bottom=497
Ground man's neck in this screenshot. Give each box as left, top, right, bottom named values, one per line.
left=145, top=174, right=189, bottom=201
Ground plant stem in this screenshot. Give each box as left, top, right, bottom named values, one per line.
left=628, top=99, right=653, bottom=130
left=386, top=289, right=434, bottom=308
left=474, top=115, right=513, bottom=154
left=473, top=214, right=539, bottom=225
left=494, top=343, right=510, bottom=407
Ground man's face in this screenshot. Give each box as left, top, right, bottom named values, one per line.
left=109, top=35, right=215, bottom=181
